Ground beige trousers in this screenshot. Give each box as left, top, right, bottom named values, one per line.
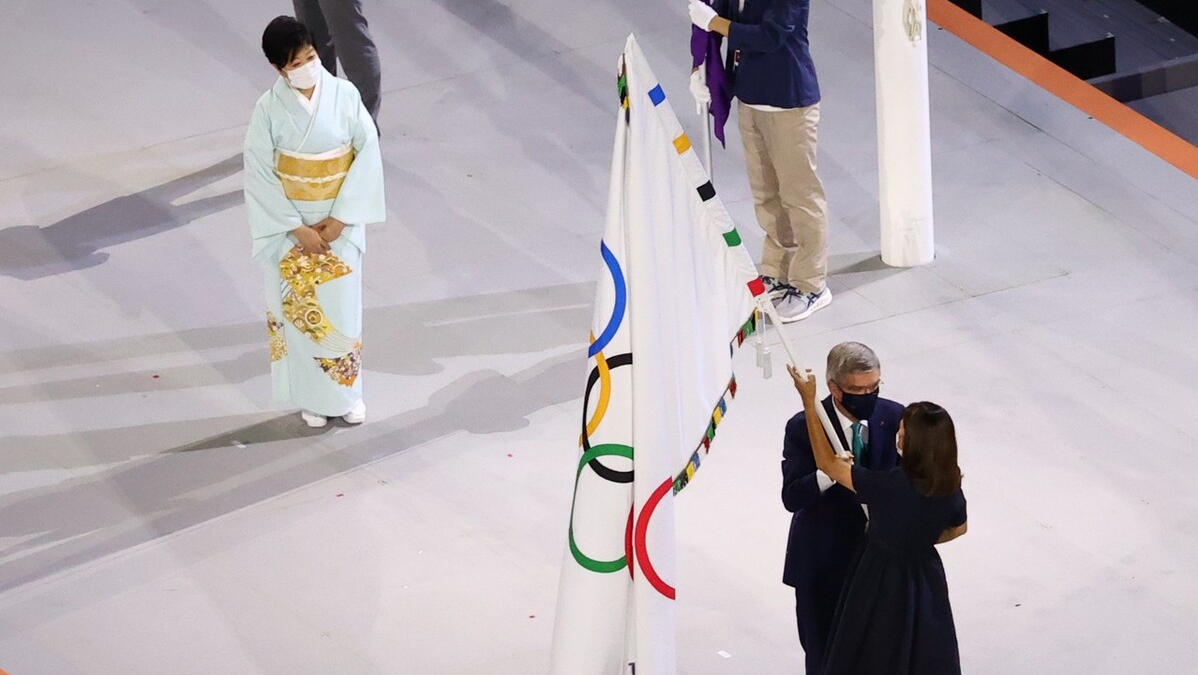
left=737, top=101, right=829, bottom=294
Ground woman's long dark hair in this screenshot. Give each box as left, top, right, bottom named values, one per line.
left=900, top=402, right=962, bottom=498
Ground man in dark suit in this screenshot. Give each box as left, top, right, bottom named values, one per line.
left=781, top=342, right=903, bottom=674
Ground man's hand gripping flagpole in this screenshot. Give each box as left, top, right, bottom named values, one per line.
left=688, top=0, right=717, bottom=179
left=756, top=297, right=853, bottom=458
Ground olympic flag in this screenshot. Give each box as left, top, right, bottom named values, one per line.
left=549, top=35, right=764, bottom=675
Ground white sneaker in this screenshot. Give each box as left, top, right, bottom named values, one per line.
left=343, top=400, right=367, bottom=425
left=301, top=410, right=328, bottom=428
left=774, top=286, right=832, bottom=323
left=761, top=275, right=791, bottom=301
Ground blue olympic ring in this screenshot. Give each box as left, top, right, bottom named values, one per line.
left=588, top=241, right=627, bottom=358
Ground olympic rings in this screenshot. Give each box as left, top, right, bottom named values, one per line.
left=633, top=477, right=676, bottom=600
left=567, top=443, right=635, bottom=573
left=581, top=351, right=634, bottom=484
left=588, top=241, right=627, bottom=358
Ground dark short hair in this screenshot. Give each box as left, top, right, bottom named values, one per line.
left=262, top=16, right=313, bottom=69
left=900, top=402, right=962, bottom=498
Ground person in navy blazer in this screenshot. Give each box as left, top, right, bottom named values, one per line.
left=781, top=342, right=902, bottom=674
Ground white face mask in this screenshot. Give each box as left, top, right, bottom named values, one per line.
left=286, top=57, right=322, bottom=90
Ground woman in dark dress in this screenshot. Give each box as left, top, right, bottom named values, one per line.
left=788, top=365, right=968, bottom=675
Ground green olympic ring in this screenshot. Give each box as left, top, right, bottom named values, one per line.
left=568, top=443, right=634, bottom=573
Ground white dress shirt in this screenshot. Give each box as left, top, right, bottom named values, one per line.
left=816, top=404, right=867, bottom=492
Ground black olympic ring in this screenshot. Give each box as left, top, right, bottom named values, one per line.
left=581, top=352, right=634, bottom=484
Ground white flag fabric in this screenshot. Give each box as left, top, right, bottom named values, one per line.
left=550, top=35, right=765, bottom=675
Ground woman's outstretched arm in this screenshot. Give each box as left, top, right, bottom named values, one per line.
left=788, top=365, right=855, bottom=492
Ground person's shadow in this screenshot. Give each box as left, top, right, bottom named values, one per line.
left=0, top=154, right=244, bottom=280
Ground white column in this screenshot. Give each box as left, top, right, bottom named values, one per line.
left=874, top=0, right=935, bottom=267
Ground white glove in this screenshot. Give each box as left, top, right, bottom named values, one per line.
left=689, top=68, right=711, bottom=115
left=689, top=0, right=718, bottom=31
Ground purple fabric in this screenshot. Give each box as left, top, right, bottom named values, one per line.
left=691, top=23, right=732, bottom=147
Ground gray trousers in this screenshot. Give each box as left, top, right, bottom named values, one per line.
left=293, top=0, right=381, bottom=125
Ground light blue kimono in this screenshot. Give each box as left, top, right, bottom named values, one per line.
left=243, top=70, right=385, bottom=417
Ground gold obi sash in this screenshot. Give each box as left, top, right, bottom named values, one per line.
left=275, top=144, right=355, bottom=202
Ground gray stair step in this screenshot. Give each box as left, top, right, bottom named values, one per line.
left=977, top=0, right=1198, bottom=73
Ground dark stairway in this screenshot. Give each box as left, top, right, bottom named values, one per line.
left=945, top=0, right=1198, bottom=144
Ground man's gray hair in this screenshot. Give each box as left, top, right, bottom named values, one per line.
left=826, top=342, right=880, bottom=384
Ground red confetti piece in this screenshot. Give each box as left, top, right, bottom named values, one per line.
left=152, top=375, right=160, bottom=379
left=335, top=493, right=345, bottom=498
left=529, top=615, right=536, bottom=619
left=507, top=453, right=514, bottom=458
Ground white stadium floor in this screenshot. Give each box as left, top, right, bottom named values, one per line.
left=1, top=0, right=1196, bottom=673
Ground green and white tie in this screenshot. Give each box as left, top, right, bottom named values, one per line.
left=851, top=421, right=865, bottom=465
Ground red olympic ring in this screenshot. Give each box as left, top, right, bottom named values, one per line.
left=633, top=477, right=676, bottom=600
left=625, top=506, right=635, bottom=580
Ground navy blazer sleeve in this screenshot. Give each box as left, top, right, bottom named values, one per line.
left=728, top=0, right=801, bottom=54
left=781, top=411, right=822, bottom=513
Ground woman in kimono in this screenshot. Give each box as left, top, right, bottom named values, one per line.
left=244, top=16, right=385, bottom=428
left=788, top=364, right=968, bottom=675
